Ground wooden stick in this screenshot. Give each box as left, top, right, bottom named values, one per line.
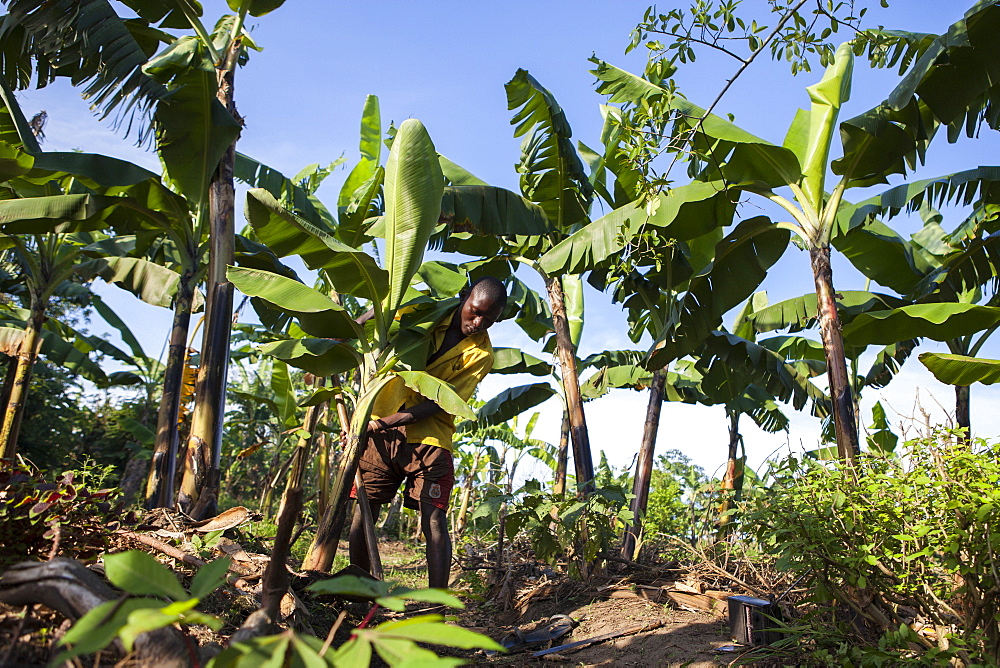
left=532, top=619, right=668, bottom=657
left=354, top=472, right=383, bottom=580
left=119, top=531, right=255, bottom=577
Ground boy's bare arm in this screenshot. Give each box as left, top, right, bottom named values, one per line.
left=368, top=399, right=443, bottom=432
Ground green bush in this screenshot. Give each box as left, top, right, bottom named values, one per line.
left=748, top=430, right=1000, bottom=665
left=471, top=479, right=633, bottom=579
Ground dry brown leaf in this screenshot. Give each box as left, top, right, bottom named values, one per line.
left=189, top=506, right=251, bottom=532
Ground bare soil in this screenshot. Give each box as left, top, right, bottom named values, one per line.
left=0, top=517, right=778, bottom=667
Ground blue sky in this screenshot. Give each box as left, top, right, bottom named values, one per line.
left=14, top=0, right=1000, bottom=478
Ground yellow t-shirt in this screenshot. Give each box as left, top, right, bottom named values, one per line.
left=371, top=317, right=493, bottom=451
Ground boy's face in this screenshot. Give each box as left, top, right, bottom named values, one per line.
left=458, top=291, right=503, bottom=337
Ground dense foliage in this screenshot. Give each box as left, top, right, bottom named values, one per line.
left=749, top=431, right=1000, bottom=665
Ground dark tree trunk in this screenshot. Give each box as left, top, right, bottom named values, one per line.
left=180, top=283, right=234, bottom=518
left=956, top=384, right=971, bottom=444
left=621, top=368, right=665, bottom=560
left=810, top=246, right=859, bottom=460
left=144, top=276, right=193, bottom=509
left=545, top=276, right=594, bottom=492
left=553, top=408, right=570, bottom=494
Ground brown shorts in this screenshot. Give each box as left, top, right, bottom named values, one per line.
left=354, top=426, right=454, bottom=511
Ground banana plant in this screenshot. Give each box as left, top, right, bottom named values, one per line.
left=435, top=71, right=603, bottom=492
left=584, top=0, right=1000, bottom=459
left=2, top=0, right=290, bottom=516
left=0, top=91, right=174, bottom=456
left=826, top=171, right=1000, bottom=438
left=226, top=119, right=481, bottom=571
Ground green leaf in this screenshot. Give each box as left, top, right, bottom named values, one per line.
left=842, top=303, right=1000, bottom=346
left=664, top=98, right=801, bottom=188
left=104, top=550, right=188, bottom=601
left=885, top=2, right=1000, bottom=137
left=395, top=370, right=477, bottom=420
left=918, top=352, right=1000, bottom=386
left=90, top=256, right=183, bottom=309
left=227, top=266, right=360, bottom=339
left=415, top=261, right=467, bottom=298
left=646, top=181, right=740, bottom=241
left=438, top=184, right=550, bottom=237
left=383, top=119, right=444, bottom=318
left=372, top=615, right=503, bottom=650
left=118, top=600, right=199, bottom=652
left=30, top=152, right=158, bottom=188
left=2, top=0, right=168, bottom=136
left=244, top=188, right=388, bottom=302
left=54, top=598, right=163, bottom=664
left=476, top=383, right=556, bottom=426
left=490, top=347, right=550, bottom=376
left=234, top=152, right=336, bottom=230
left=375, top=587, right=464, bottom=613
left=652, top=217, right=789, bottom=364
left=258, top=339, right=360, bottom=377
left=0, top=193, right=121, bottom=234
left=581, top=364, right=654, bottom=400
left=506, top=69, right=593, bottom=232
left=749, top=291, right=907, bottom=333
left=590, top=58, right=669, bottom=105
left=439, top=154, right=487, bottom=186
left=154, top=67, right=240, bottom=203
left=119, top=416, right=155, bottom=446
left=189, top=557, right=232, bottom=599
left=227, top=0, right=287, bottom=17
left=0, top=77, right=42, bottom=152
left=831, top=218, right=927, bottom=295
left=0, top=142, right=34, bottom=181
left=538, top=199, right=641, bottom=275
left=327, top=636, right=373, bottom=667
left=307, top=573, right=391, bottom=598
left=794, top=43, right=854, bottom=210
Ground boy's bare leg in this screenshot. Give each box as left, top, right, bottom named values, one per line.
left=349, top=500, right=381, bottom=574
left=421, top=502, right=451, bottom=589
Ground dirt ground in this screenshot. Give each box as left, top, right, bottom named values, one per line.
left=0, top=521, right=775, bottom=667
left=375, top=539, right=768, bottom=668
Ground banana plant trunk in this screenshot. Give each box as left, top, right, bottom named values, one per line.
left=180, top=42, right=242, bottom=518
left=303, top=376, right=387, bottom=572
left=545, top=276, right=594, bottom=492
left=552, top=408, right=570, bottom=495
left=956, top=384, right=970, bottom=443
left=621, top=368, right=665, bottom=560
left=144, top=275, right=194, bottom=508
left=717, top=409, right=742, bottom=536
left=314, top=404, right=332, bottom=519
left=303, top=427, right=366, bottom=571
left=0, top=298, right=45, bottom=460
left=179, top=283, right=234, bottom=516
left=320, top=373, right=351, bottom=519
left=810, top=246, right=859, bottom=460
left=454, top=450, right=481, bottom=536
